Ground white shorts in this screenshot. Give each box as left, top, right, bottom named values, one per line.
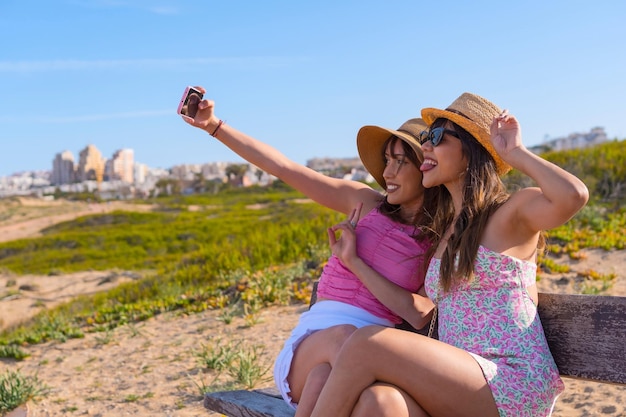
left=273, top=300, right=394, bottom=409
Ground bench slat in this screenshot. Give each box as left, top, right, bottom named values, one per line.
left=538, top=293, right=626, bottom=384
left=204, top=388, right=294, bottom=417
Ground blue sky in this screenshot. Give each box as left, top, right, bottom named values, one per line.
left=1, top=0, right=625, bottom=178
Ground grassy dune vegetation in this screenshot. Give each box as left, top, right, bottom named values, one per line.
left=0, top=140, right=625, bottom=410
left=1, top=140, right=625, bottom=356
left=0, top=187, right=342, bottom=359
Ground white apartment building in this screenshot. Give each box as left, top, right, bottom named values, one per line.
left=134, top=162, right=147, bottom=184
left=531, top=127, right=608, bottom=153
left=105, top=148, right=134, bottom=183
left=51, top=150, right=75, bottom=185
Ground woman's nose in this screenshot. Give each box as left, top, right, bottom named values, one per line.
left=382, top=163, right=395, bottom=179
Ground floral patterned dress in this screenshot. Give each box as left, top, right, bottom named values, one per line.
left=425, top=245, right=564, bottom=417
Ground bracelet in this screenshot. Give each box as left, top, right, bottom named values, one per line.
left=210, top=119, right=224, bottom=137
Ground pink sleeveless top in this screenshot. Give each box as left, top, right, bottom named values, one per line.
left=316, top=207, right=429, bottom=324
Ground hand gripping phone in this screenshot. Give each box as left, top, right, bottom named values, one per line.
left=177, top=86, right=204, bottom=119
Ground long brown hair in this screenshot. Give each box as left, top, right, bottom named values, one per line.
left=426, top=118, right=511, bottom=291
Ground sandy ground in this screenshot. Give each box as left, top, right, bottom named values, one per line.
left=1, top=199, right=625, bottom=416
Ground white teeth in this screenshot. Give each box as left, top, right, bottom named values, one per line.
left=387, top=184, right=398, bottom=191
left=423, top=159, right=437, bottom=166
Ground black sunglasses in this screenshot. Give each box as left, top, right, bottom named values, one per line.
left=419, top=127, right=460, bottom=146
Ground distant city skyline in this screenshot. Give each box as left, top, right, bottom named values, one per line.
left=1, top=125, right=612, bottom=179
left=0, top=125, right=612, bottom=200
left=0, top=146, right=369, bottom=199
left=0, top=143, right=255, bottom=179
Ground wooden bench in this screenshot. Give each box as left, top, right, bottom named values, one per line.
left=204, top=292, right=626, bottom=417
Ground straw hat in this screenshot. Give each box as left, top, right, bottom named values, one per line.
left=356, top=118, right=427, bottom=189
left=421, top=93, right=511, bottom=175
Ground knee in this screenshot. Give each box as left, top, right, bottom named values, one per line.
left=358, top=384, right=401, bottom=409
left=354, top=384, right=415, bottom=417
left=344, top=324, right=384, bottom=348
left=322, top=324, right=357, bottom=363
left=327, top=324, right=357, bottom=346
left=333, top=325, right=390, bottom=365
left=306, top=362, right=331, bottom=387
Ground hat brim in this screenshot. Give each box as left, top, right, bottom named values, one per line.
left=357, top=125, right=424, bottom=189
left=421, top=108, right=511, bottom=175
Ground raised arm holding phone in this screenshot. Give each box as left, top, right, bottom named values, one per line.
left=178, top=86, right=436, bottom=416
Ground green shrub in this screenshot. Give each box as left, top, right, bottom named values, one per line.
left=0, top=369, right=47, bottom=414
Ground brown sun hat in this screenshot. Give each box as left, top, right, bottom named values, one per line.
left=421, top=92, right=511, bottom=175
left=356, top=118, right=427, bottom=189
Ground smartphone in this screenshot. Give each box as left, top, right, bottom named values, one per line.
left=177, top=86, right=204, bottom=119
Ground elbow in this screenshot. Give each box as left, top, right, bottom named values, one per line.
left=403, top=298, right=435, bottom=330
left=569, top=180, right=590, bottom=213
left=556, top=178, right=589, bottom=220
left=578, top=182, right=590, bottom=207
left=405, top=308, right=434, bottom=331
left=410, top=315, right=432, bottom=331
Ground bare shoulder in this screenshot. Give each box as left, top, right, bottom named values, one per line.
left=482, top=188, right=543, bottom=256
left=506, top=186, right=543, bottom=207
left=356, top=187, right=384, bottom=213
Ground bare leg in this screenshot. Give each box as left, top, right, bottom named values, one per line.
left=288, top=324, right=357, bottom=416
left=294, top=363, right=330, bottom=417
left=352, top=382, right=429, bottom=417
left=309, top=326, right=499, bottom=417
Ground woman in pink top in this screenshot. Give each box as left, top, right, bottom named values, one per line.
left=180, top=86, right=436, bottom=416
left=308, top=93, right=589, bottom=417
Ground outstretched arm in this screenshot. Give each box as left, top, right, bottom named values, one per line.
left=180, top=86, right=381, bottom=215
